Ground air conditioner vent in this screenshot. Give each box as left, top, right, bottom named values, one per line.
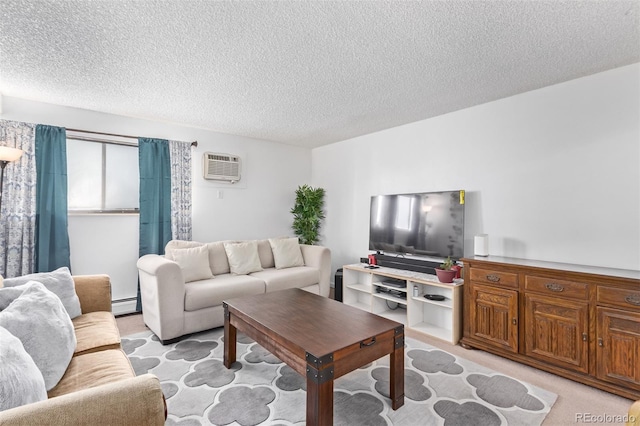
left=203, top=152, right=241, bottom=183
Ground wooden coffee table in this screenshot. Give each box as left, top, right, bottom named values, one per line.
left=223, top=288, right=404, bottom=425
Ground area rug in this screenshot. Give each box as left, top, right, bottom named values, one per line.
left=122, top=328, right=557, bottom=425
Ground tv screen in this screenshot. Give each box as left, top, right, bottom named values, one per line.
left=369, top=190, right=465, bottom=260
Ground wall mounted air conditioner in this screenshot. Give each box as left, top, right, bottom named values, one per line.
left=203, top=152, right=241, bottom=183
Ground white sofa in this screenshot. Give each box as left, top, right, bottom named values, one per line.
left=137, top=238, right=331, bottom=344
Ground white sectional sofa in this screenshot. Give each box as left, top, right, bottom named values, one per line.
left=137, top=238, right=331, bottom=344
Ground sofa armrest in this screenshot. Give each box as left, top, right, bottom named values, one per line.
left=628, top=400, right=640, bottom=426
left=0, top=374, right=165, bottom=425
left=300, top=244, right=331, bottom=298
left=137, top=254, right=186, bottom=342
left=73, top=274, right=112, bottom=314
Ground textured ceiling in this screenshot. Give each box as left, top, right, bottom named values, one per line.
left=1, top=1, right=638, bottom=148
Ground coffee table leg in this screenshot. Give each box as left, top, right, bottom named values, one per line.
left=223, top=303, right=236, bottom=368
left=390, top=328, right=405, bottom=410
left=306, top=357, right=334, bottom=425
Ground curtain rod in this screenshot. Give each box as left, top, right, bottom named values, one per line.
left=66, top=128, right=198, bottom=147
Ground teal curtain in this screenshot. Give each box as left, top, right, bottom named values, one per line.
left=34, top=125, right=71, bottom=272
left=137, top=138, right=172, bottom=311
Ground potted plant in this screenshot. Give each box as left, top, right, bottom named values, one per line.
left=291, top=185, right=325, bottom=245
left=435, top=256, right=458, bottom=283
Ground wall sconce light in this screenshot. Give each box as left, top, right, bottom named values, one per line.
left=0, top=146, right=24, bottom=215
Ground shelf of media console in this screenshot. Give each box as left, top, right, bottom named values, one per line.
left=342, top=263, right=463, bottom=344
left=348, top=264, right=463, bottom=286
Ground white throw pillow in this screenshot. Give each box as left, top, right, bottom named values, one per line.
left=170, top=245, right=214, bottom=282
left=0, top=281, right=77, bottom=391
left=223, top=241, right=263, bottom=275
left=4, top=267, right=81, bottom=319
left=0, top=325, right=47, bottom=411
left=269, top=237, right=305, bottom=269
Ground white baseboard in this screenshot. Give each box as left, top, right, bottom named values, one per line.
left=112, top=299, right=137, bottom=316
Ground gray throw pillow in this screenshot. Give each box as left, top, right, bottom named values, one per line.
left=0, top=281, right=77, bottom=391
left=0, top=325, right=47, bottom=411
left=4, top=267, right=81, bottom=319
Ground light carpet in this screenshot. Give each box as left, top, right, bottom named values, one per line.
left=122, top=328, right=557, bottom=425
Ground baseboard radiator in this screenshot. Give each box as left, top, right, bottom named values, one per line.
left=112, top=297, right=137, bottom=316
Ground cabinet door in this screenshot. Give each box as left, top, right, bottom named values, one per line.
left=524, top=294, right=589, bottom=373
left=597, top=307, right=640, bottom=387
left=469, top=283, right=518, bottom=353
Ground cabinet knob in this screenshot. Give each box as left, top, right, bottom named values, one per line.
left=486, top=274, right=500, bottom=283
left=545, top=283, right=565, bottom=292
left=582, top=333, right=587, bottom=342
left=625, top=295, right=640, bottom=306
left=512, top=318, right=517, bottom=325
left=598, top=338, right=604, bottom=347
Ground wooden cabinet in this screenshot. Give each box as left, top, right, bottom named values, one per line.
left=461, top=256, right=640, bottom=400
left=342, top=264, right=463, bottom=344
left=596, top=307, right=640, bottom=387
left=469, top=283, right=518, bottom=352
left=524, top=293, right=589, bottom=373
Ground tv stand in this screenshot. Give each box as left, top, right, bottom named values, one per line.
left=342, top=264, right=463, bottom=344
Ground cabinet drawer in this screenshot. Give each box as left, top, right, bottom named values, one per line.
left=525, top=276, right=588, bottom=300
left=470, top=268, right=518, bottom=289
left=597, top=286, right=640, bottom=310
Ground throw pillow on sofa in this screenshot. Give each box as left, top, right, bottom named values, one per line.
left=223, top=241, right=263, bottom=275
left=4, top=267, right=81, bottom=319
left=0, top=325, right=47, bottom=411
left=169, top=245, right=214, bottom=282
left=0, top=281, right=77, bottom=391
left=269, top=237, right=305, bottom=269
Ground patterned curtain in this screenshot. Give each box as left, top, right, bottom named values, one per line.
left=0, top=120, right=36, bottom=277
left=169, top=140, right=192, bottom=241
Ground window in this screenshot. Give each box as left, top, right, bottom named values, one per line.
left=67, top=138, right=139, bottom=213
left=394, top=195, right=414, bottom=230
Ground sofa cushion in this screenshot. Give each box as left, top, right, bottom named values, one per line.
left=4, top=267, right=82, bottom=319
left=47, top=349, right=135, bottom=398
left=165, top=239, right=203, bottom=253
left=0, top=281, right=76, bottom=391
left=73, top=311, right=121, bottom=356
left=250, top=267, right=320, bottom=293
left=0, top=325, right=47, bottom=411
left=184, top=274, right=265, bottom=311
left=223, top=241, right=263, bottom=275
left=257, top=239, right=275, bottom=269
left=170, top=245, right=214, bottom=282
left=165, top=239, right=233, bottom=276
left=269, top=237, right=305, bottom=269
left=206, top=241, right=231, bottom=275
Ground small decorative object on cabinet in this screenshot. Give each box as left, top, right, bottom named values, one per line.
left=460, top=255, right=640, bottom=400
left=342, top=264, right=463, bottom=344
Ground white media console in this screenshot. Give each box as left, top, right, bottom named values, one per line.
left=342, top=264, right=464, bottom=344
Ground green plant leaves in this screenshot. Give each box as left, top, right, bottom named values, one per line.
left=291, top=185, right=325, bottom=245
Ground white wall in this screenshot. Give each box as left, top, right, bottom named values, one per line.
left=1, top=97, right=312, bottom=311
left=312, top=64, right=640, bottom=276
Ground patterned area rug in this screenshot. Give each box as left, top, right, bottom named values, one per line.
left=122, top=328, right=556, bottom=425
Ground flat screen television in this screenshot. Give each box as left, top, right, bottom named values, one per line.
left=369, top=190, right=465, bottom=260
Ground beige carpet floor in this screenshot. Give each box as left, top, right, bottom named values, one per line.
left=116, top=300, right=634, bottom=426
